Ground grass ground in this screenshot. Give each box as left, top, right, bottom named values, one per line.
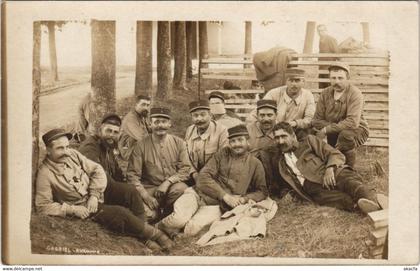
left=31, top=73, right=388, bottom=259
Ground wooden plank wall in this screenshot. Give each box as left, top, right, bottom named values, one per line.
left=201, top=52, right=389, bottom=147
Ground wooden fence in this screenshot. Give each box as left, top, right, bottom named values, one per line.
left=200, top=52, right=389, bottom=147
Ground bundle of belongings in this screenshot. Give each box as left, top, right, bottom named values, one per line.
left=196, top=198, right=278, bottom=246
left=252, top=46, right=297, bottom=91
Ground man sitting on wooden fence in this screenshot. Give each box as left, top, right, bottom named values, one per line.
left=247, top=68, right=315, bottom=139
left=259, top=122, right=380, bottom=214
left=312, top=62, right=369, bottom=167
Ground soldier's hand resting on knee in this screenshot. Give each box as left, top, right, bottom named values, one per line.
left=69, top=205, right=90, bottom=219
left=142, top=193, right=159, bottom=210
left=155, top=180, right=171, bottom=200
left=323, top=167, right=336, bottom=190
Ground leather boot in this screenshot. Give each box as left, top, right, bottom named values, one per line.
left=156, top=221, right=180, bottom=240
left=344, top=150, right=356, bottom=168
left=140, top=223, right=163, bottom=252
left=149, top=226, right=175, bottom=252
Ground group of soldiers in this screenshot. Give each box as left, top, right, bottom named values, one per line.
left=35, top=61, right=384, bottom=253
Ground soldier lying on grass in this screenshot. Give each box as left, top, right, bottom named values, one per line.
left=259, top=122, right=384, bottom=214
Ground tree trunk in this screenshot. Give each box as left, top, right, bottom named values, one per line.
left=361, top=22, right=370, bottom=46
left=156, top=21, right=172, bottom=100
left=198, top=21, right=209, bottom=68
left=32, top=21, right=42, bottom=203
left=186, top=21, right=195, bottom=81
left=244, top=21, right=252, bottom=68
left=135, top=21, right=153, bottom=96
left=303, top=21, right=316, bottom=53
left=172, top=21, right=187, bottom=91
left=170, top=21, right=176, bottom=58
left=191, top=21, right=198, bottom=59
left=47, top=21, right=59, bottom=81
left=91, top=20, right=116, bottom=130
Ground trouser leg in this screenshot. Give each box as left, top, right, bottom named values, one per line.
left=144, top=187, right=158, bottom=221
left=330, top=128, right=368, bottom=168
left=92, top=204, right=151, bottom=239
left=303, top=180, right=355, bottom=211
left=335, top=168, right=377, bottom=202
left=160, top=187, right=200, bottom=230
left=163, top=182, right=188, bottom=213
left=104, top=180, right=145, bottom=219
left=184, top=205, right=222, bottom=236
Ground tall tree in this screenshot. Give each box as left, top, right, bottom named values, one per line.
left=91, top=20, right=116, bottom=130
left=32, top=21, right=42, bottom=201
left=135, top=21, right=153, bottom=96
left=198, top=21, right=209, bottom=68
left=361, top=22, right=370, bottom=46
left=170, top=22, right=176, bottom=58
left=41, top=21, right=67, bottom=82
left=244, top=21, right=253, bottom=68
left=172, top=21, right=187, bottom=91
left=156, top=21, right=172, bottom=100
left=303, top=21, right=316, bottom=53
left=46, top=21, right=59, bottom=81
left=185, top=21, right=196, bottom=81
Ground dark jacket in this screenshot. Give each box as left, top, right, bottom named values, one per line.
left=259, top=135, right=346, bottom=202
left=78, top=135, right=125, bottom=183
left=312, top=84, right=369, bottom=136
left=196, top=147, right=268, bottom=209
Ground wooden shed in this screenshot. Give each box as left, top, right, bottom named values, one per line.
left=199, top=52, right=389, bottom=147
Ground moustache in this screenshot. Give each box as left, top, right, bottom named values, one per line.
left=261, top=120, right=273, bottom=124
left=59, top=154, right=70, bottom=159
left=278, top=144, right=288, bottom=150
left=195, top=121, right=207, bottom=126
left=154, top=127, right=168, bottom=131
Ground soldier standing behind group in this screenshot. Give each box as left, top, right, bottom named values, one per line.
left=317, top=24, right=340, bottom=89
left=118, top=95, right=152, bottom=161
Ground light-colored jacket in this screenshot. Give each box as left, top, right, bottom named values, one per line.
left=118, top=110, right=151, bottom=160
left=35, top=149, right=107, bottom=217
left=185, top=120, right=228, bottom=174
left=247, top=86, right=315, bottom=128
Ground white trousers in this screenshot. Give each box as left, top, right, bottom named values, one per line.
left=161, top=187, right=221, bottom=236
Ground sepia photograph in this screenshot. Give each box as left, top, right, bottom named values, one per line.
left=2, top=1, right=419, bottom=266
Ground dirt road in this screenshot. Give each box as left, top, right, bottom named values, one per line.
left=40, top=75, right=136, bottom=134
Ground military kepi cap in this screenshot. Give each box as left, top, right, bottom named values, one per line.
left=208, top=91, right=225, bottom=102
left=285, top=68, right=305, bottom=78
left=257, top=99, right=277, bottom=111
left=136, top=94, right=151, bottom=101
left=328, top=62, right=350, bottom=74
left=42, top=128, right=72, bottom=146
left=228, top=124, right=249, bottom=139
left=101, top=113, right=122, bottom=126
left=150, top=107, right=171, bottom=119
left=189, top=100, right=210, bottom=113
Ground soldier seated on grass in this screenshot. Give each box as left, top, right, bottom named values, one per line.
left=36, top=128, right=174, bottom=253
left=126, top=107, right=191, bottom=222
left=78, top=113, right=125, bottom=184
left=259, top=122, right=384, bottom=214
left=156, top=124, right=268, bottom=238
